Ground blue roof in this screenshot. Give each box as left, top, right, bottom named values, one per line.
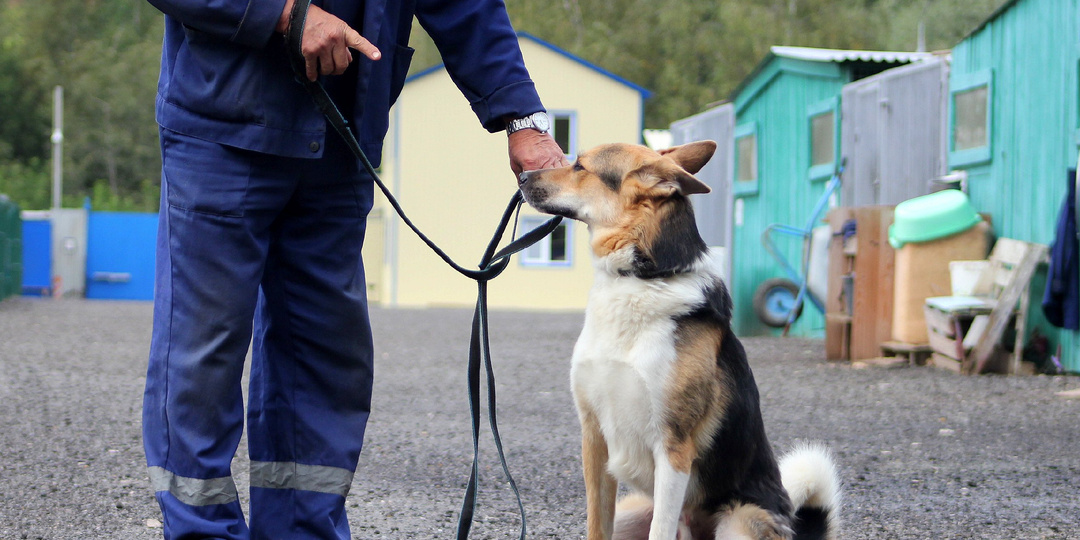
left=404, top=32, right=652, bottom=99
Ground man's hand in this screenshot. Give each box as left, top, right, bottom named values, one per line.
left=508, top=130, right=570, bottom=177
left=278, top=0, right=381, bottom=81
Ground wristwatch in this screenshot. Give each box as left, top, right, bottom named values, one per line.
left=506, top=112, right=551, bottom=135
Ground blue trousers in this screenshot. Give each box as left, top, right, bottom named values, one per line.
left=143, top=128, right=375, bottom=539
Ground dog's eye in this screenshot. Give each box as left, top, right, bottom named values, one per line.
left=573, top=161, right=585, bottom=172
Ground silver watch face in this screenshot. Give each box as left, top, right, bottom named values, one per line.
left=532, top=112, right=551, bottom=132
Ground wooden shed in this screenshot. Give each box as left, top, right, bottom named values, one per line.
left=719, top=47, right=930, bottom=337
left=947, top=0, right=1080, bottom=370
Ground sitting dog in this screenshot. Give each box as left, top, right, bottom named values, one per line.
left=518, top=141, right=840, bottom=540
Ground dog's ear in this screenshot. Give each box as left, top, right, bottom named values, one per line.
left=662, top=169, right=712, bottom=195
left=638, top=161, right=712, bottom=196
left=659, top=140, right=717, bottom=175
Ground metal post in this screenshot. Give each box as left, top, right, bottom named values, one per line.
left=51, top=85, right=64, bottom=210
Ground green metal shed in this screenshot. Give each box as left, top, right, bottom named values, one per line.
left=726, top=47, right=928, bottom=337
left=948, top=0, right=1080, bottom=371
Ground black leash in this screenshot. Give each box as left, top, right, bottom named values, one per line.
left=286, top=4, right=561, bottom=538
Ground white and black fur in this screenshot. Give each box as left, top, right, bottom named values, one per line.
left=519, top=141, right=840, bottom=540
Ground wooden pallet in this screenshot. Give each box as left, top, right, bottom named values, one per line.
left=919, top=238, right=1048, bottom=375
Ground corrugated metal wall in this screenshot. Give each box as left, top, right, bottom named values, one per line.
left=670, top=103, right=735, bottom=282
left=950, top=0, right=1080, bottom=370
left=842, top=58, right=949, bottom=206
left=730, top=64, right=849, bottom=337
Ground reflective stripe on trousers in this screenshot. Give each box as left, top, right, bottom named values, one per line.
left=149, top=462, right=355, bottom=506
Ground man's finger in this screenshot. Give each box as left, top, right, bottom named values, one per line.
left=332, top=27, right=353, bottom=73
left=345, top=27, right=381, bottom=60
left=319, top=49, right=337, bottom=76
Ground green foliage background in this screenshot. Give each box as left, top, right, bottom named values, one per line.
left=0, top=0, right=1005, bottom=211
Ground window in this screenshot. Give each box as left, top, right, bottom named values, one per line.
left=520, top=216, right=571, bottom=267
left=734, top=122, right=759, bottom=196
left=548, top=111, right=577, bottom=157
left=811, top=112, right=835, bottom=165
left=950, top=69, right=993, bottom=167
left=807, top=98, right=839, bottom=181
left=954, top=87, right=988, bottom=150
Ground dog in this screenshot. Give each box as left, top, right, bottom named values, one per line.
left=518, top=141, right=840, bottom=540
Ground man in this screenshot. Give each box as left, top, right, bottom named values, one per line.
left=141, top=0, right=568, bottom=538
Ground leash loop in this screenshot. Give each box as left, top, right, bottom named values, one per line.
left=286, top=4, right=557, bottom=538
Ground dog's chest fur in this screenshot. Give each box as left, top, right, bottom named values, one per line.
left=571, top=257, right=714, bottom=493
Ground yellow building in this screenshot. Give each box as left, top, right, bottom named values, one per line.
left=367, top=33, right=650, bottom=310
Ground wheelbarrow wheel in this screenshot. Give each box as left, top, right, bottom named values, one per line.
left=753, top=278, right=803, bottom=328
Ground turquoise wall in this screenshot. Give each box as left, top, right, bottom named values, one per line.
left=950, top=0, right=1080, bottom=370
left=730, top=58, right=849, bottom=337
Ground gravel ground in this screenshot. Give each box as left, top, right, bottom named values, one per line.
left=1, top=297, right=1079, bottom=539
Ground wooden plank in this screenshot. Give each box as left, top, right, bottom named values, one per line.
left=880, top=340, right=932, bottom=354
left=1057, top=388, right=1080, bottom=399
left=824, top=207, right=855, bottom=361
left=825, top=207, right=854, bottom=316
left=927, top=327, right=960, bottom=359
left=849, top=206, right=895, bottom=360
left=923, top=304, right=957, bottom=337
left=970, top=243, right=1049, bottom=374
left=990, top=238, right=1030, bottom=266
left=963, top=315, right=990, bottom=349
left=931, top=352, right=962, bottom=373
left=825, top=315, right=849, bottom=361
left=1011, top=283, right=1031, bottom=375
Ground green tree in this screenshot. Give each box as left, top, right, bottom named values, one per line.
left=0, top=2, right=50, bottom=163
left=3, top=0, right=162, bottom=210
left=0, top=0, right=1011, bottom=214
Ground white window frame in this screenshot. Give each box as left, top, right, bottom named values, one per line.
left=734, top=122, right=759, bottom=197
left=518, top=215, right=572, bottom=267
left=949, top=69, right=993, bottom=167
left=547, top=110, right=578, bottom=159
left=807, top=97, right=839, bottom=182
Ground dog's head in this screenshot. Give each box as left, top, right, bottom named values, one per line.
left=519, top=141, right=716, bottom=273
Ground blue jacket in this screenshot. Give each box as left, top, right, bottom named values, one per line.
left=1043, top=168, right=1080, bottom=330
left=148, top=0, right=546, bottom=165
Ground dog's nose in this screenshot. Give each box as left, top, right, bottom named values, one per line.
left=518, top=170, right=535, bottom=187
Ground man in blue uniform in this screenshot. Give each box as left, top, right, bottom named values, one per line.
left=141, top=1, right=568, bottom=538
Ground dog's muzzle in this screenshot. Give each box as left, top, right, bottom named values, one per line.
left=518, top=170, right=540, bottom=187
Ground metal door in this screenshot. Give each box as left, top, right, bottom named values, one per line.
left=670, top=103, right=735, bottom=281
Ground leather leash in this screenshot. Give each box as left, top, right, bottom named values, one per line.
left=286, top=3, right=561, bottom=538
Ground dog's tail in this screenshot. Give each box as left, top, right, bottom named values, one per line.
left=779, top=442, right=841, bottom=540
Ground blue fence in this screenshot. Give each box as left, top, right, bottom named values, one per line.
left=85, top=212, right=157, bottom=300
left=20, top=218, right=51, bottom=296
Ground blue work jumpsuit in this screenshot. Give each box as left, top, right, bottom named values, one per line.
left=141, top=1, right=546, bottom=538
